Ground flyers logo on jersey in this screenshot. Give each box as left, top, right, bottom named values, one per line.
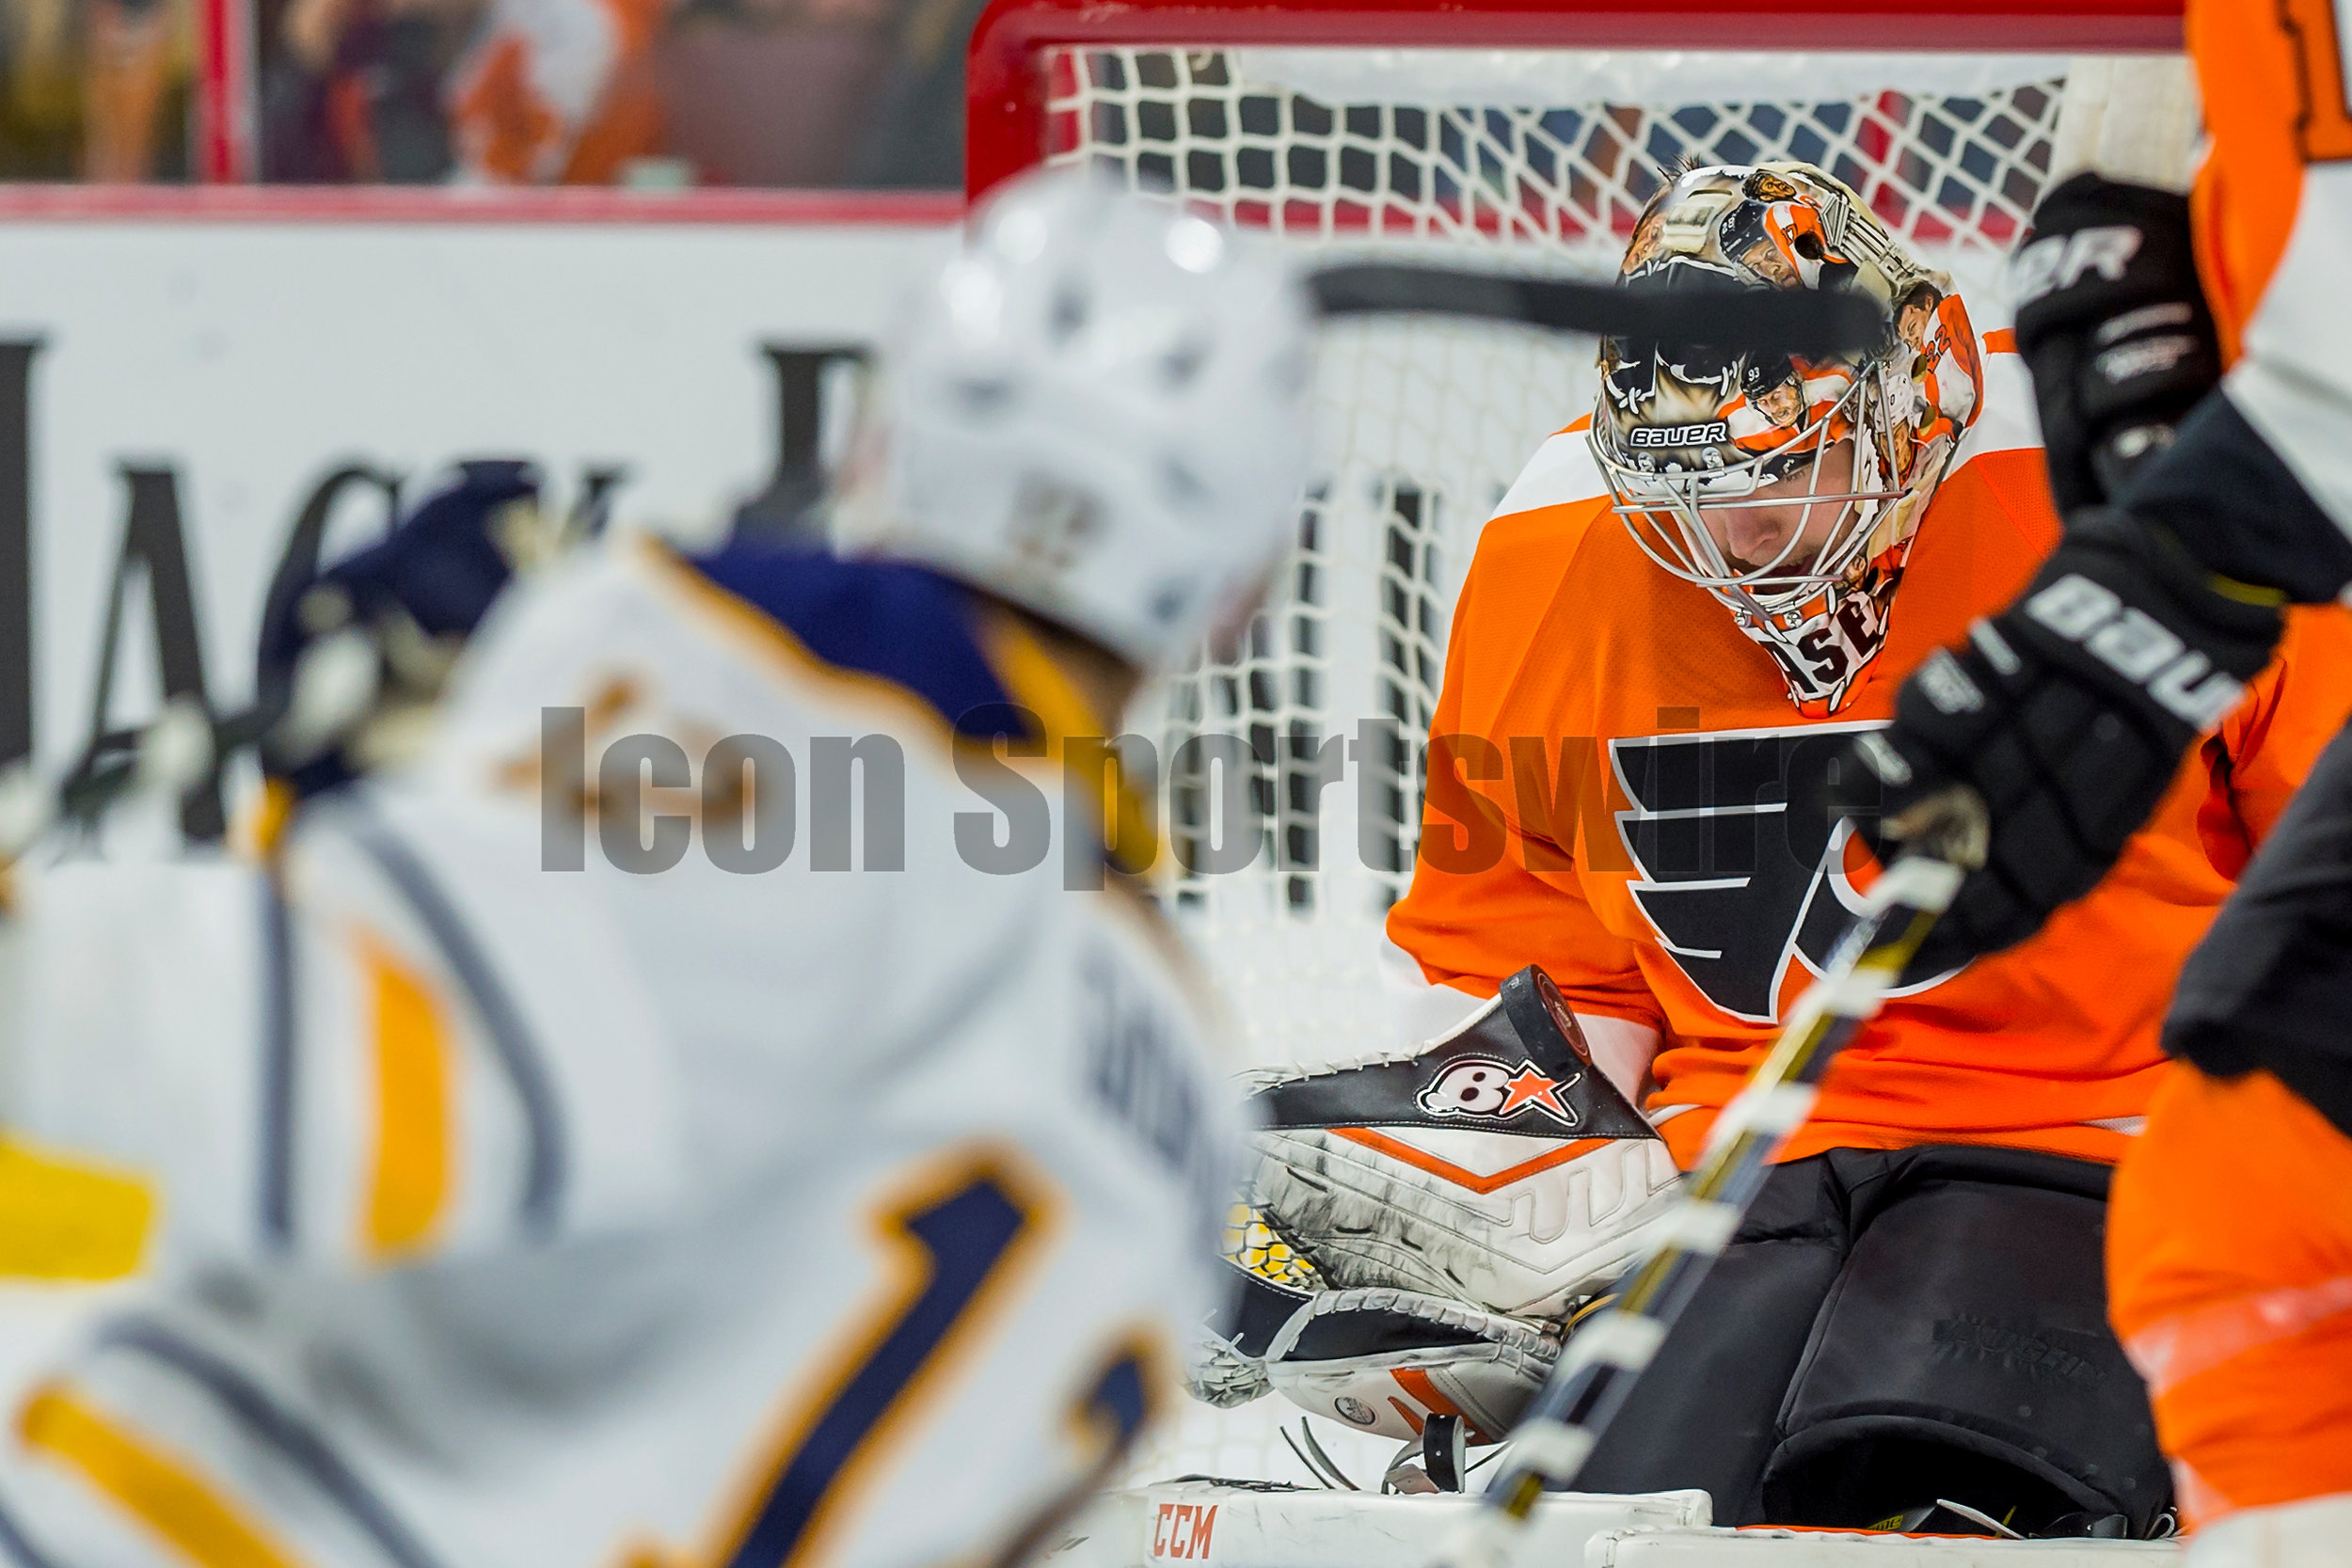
left=1610, top=721, right=1963, bottom=1022
left=1417, top=1056, right=1580, bottom=1128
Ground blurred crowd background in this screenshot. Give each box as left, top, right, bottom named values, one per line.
left=0, top=0, right=976, bottom=183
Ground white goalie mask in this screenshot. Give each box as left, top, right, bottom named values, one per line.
left=1594, top=163, right=1984, bottom=715
left=841, top=166, right=1315, bottom=672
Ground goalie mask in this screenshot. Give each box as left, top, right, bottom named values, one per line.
left=1596, top=163, right=1984, bottom=715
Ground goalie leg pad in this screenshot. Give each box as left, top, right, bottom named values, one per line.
left=1573, top=1146, right=2165, bottom=1535
left=1759, top=1146, right=2170, bottom=1538
left=1262, top=1286, right=1558, bottom=1445
left=1570, top=1152, right=1850, bottom=1515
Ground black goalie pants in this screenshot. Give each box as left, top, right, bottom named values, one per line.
left=1568, top=1143, right=2171, bottom=1534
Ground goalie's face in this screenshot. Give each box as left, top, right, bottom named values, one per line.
left=1599, top=353, right=1894, bottom=608
left=1705, top=436, right=1857, bottom=574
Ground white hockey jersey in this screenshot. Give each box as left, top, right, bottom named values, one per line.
left=0, top=538, right=1241, bottom=1568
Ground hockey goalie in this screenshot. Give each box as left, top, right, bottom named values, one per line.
left=1208, top=158, right=2352, bottom=1542
left=0, top=168, right=1312, bottom=1568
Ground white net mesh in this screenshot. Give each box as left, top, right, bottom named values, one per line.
left=1040, top=43, right=2099, bottom=1489
left=1049, top=48, right=2067, bottom=254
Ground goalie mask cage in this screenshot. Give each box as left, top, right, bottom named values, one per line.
left=965, top=0, right=2184, bottom=1489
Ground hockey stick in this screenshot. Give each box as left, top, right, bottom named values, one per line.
left=1432, top=791, right=1988, bottom=1568
left=0, top=693, right=283, bottom=864
left=0, top=611, right=387, bottom=862
left=1308, top=263, right=1885, bottom=355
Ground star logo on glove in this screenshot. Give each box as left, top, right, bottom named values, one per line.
left=1499, top=1064, right=1573, bottom=1124
left=1417, top=1055, right=1581, bottom=1129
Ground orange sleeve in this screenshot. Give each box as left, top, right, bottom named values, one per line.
left=2188, top=0, right=2312, bottom=362
left=2181, top=0, right=2352, bottom=542
left=1388, top=802, right=1662, bottom=1029
left=1384, top=510, right=1663, bottom=1032
left=2199, top=604, right=2352, bottom=878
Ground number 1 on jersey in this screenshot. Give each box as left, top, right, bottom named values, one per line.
left=630, top=1149, right=1058, bottom=1568
left=2283, top=0, right=2352, bottom=160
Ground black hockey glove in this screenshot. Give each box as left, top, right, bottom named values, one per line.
left=2011, top=173, right=2220, bottom=512
left=1833, top=510, right=2283, bottom=962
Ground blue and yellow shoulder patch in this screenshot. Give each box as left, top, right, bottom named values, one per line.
left=687, top=546, right=1040, bottom=746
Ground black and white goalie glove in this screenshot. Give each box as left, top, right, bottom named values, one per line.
left=1245, top=964, right=1682, bottom=1320
left=1189, top=966, right=1682, bottom=1434
left=1184, top=1207, right=1322, bottom=1409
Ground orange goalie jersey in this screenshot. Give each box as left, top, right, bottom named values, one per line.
left=1388, top=345, right=2352, bottom=1174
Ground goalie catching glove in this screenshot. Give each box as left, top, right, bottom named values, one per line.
left=1263, top=1287, right=1568, bottom=1447
left=1196, top=965, right=1682, bottom=1440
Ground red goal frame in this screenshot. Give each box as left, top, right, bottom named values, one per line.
left=964, top=0, right=2185, bottom=201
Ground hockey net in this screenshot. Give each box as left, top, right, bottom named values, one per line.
left=971, top=14, right=2183, bottom=1490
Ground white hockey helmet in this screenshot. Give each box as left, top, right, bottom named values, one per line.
left=848, top=166, right=1315, bottom=671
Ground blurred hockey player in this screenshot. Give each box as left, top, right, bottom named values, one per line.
left=1836, top=6, right=2352, bottom=1560
left=1221, top=160, right=2352, bottom=1537
left=445, top=0, right=666, bottom=182
left=0, top=166, right=1311, bottom=1568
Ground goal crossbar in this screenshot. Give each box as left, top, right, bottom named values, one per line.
left=967, top=0, right=2185, bottom=198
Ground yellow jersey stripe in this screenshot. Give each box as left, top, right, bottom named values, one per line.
left=0, top=1138, right=151, bottom=1280
left=358, top=934, right=454, bottom=1259
left=19, top=1385, right=309, bottom=1568
left=978, top=614, right=1160, bottom=879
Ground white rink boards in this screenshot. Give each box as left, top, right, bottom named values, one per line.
left=1048, top=1484, right=1710, bottom=1568
left=1049, top=1484, right=2184, bottom=1568
left=1595, top=1532, right=2181, bottom=1565
left=1599, top=1542, right=2183, bottom=1560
